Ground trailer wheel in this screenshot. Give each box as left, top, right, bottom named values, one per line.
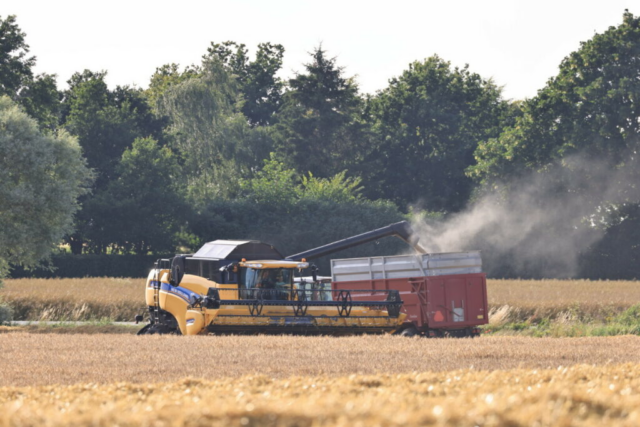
left=400, top=327, right=419, bottom=337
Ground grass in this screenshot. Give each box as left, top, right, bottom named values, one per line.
left=484, top=303, right=640, bottom=337
left=2, top=362, right=640, bottom=425
left=1, top=334, right=640, bottom=387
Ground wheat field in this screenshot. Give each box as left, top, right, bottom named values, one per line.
left=0, top=277, right=145, bottom=321
left=488, top=279, right=640, bottom=323
left=1, top=334, right=640, bottom=386
left=2, top=331, right=640, bottom=425
left=2, top=363, right=640, bottom=425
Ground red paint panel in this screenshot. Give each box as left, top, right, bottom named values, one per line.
left=333, top=273, right=488, bottom=331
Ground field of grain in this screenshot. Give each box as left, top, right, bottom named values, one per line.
left=1, top=365, right=639, bottom=426
left=0, top=277, right=145, bottom=321
left=488, top=279, right=640, bottom=323
left=2, top=333, right=640, bottom=425
left=1, top=334, right=640, bottom=386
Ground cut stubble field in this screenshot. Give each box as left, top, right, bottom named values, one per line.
left=2, top=278, right=640, bottom=425
left=1, top=334, right=640, bottom=386
left=2, top=333, right=640, bottom=425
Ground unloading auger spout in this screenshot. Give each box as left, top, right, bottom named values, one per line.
left=285, top=221, right=427, bottom=261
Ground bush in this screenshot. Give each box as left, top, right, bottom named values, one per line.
left=9, top=254, right=171, bottom=279
left=0, top=301, right=12, bottom=324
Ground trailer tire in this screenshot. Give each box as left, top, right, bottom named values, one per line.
left=400, top=327, right=419, bottom=337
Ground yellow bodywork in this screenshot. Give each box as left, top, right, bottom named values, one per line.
left=145, top=266, right=405, bottom=336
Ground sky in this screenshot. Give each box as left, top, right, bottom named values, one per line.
left=3, top=0, right=637, bottom=100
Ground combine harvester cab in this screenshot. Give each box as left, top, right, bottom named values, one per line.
left=330, top=252, right=488, bottom=337
left=139, top=240, right=405, bottom=335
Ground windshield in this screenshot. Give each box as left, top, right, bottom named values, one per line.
left=239, top=267, right=293, bottom=298
left=295, top=280, right=333, bottom=301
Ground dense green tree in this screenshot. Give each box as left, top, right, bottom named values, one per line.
left=579, top=204, right=640, bottom=279
left=274, top=46, right=369, bottom=179
left=240, top=154, right=365, bottom=206
left=146, top=63, right=200, bottom=113
left=0, top=96, right=92, bottom=277
left=63, top=71, right=164, bottom=187
left=63, top=70, right=131, bottom=186
left=17, top=73, right=61, bottom=130
left=205, top=41, right=285, bottom=125
left=365, top=55, right=508, bottom=212
left=158, top=59, right=273, bottom=202
left=62, top=70, right=166, bottom=253
left=0, top=15, right=34, bottom=98
left=84, top=137, right=186, bottom=254
left=470, top=11, right=640, bottom=191
left=0, top=15, right=61, bottom=130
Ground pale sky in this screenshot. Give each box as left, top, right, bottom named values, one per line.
left=3, top=0, right=637, bottom=100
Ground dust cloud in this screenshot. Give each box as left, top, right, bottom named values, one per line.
left=409, top=153, right=640, bottom=278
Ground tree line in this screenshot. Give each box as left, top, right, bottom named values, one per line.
left=1, top=11, right=640, bottom=279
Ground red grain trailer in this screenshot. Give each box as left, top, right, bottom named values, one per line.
left=331, top=252, right=488, bottom=337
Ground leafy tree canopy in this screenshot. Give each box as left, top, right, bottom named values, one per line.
left=63, top=70, right=164, bottom=188
left=0, top=15, right=34, bottom=97
left=158, top=60, right=274, bottom=202
left=274, top=46, right=369, bottom=178
left=62, top=70, right=166, bottom=254
left=204, top=41, right=285, bottom=126
left=0, top=96, right=92, bottom=276
left=0, top=15, right=61, bottom=129
left=240, top=154, right=364, bottom=206
left=365, top=55, right=508, bottom=212
left=470, top=11, right=640, bottom=191
left=82, top=137, right=187, bottom=255
left=195, top=154, right=405, bottom=271
left=146, top=63, right=200, bottom=114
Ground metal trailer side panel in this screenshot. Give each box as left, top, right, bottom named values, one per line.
left=423, top=273, right=488, bottom=329
left=331, top=252, right=482, bottom=282
left=332, top=272, right=488, bottom=331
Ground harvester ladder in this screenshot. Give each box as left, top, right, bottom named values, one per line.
left=152, top=265, right=161, bottom=324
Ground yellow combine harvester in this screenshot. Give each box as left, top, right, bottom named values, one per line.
left=137, top=222, right=424, bottom=336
